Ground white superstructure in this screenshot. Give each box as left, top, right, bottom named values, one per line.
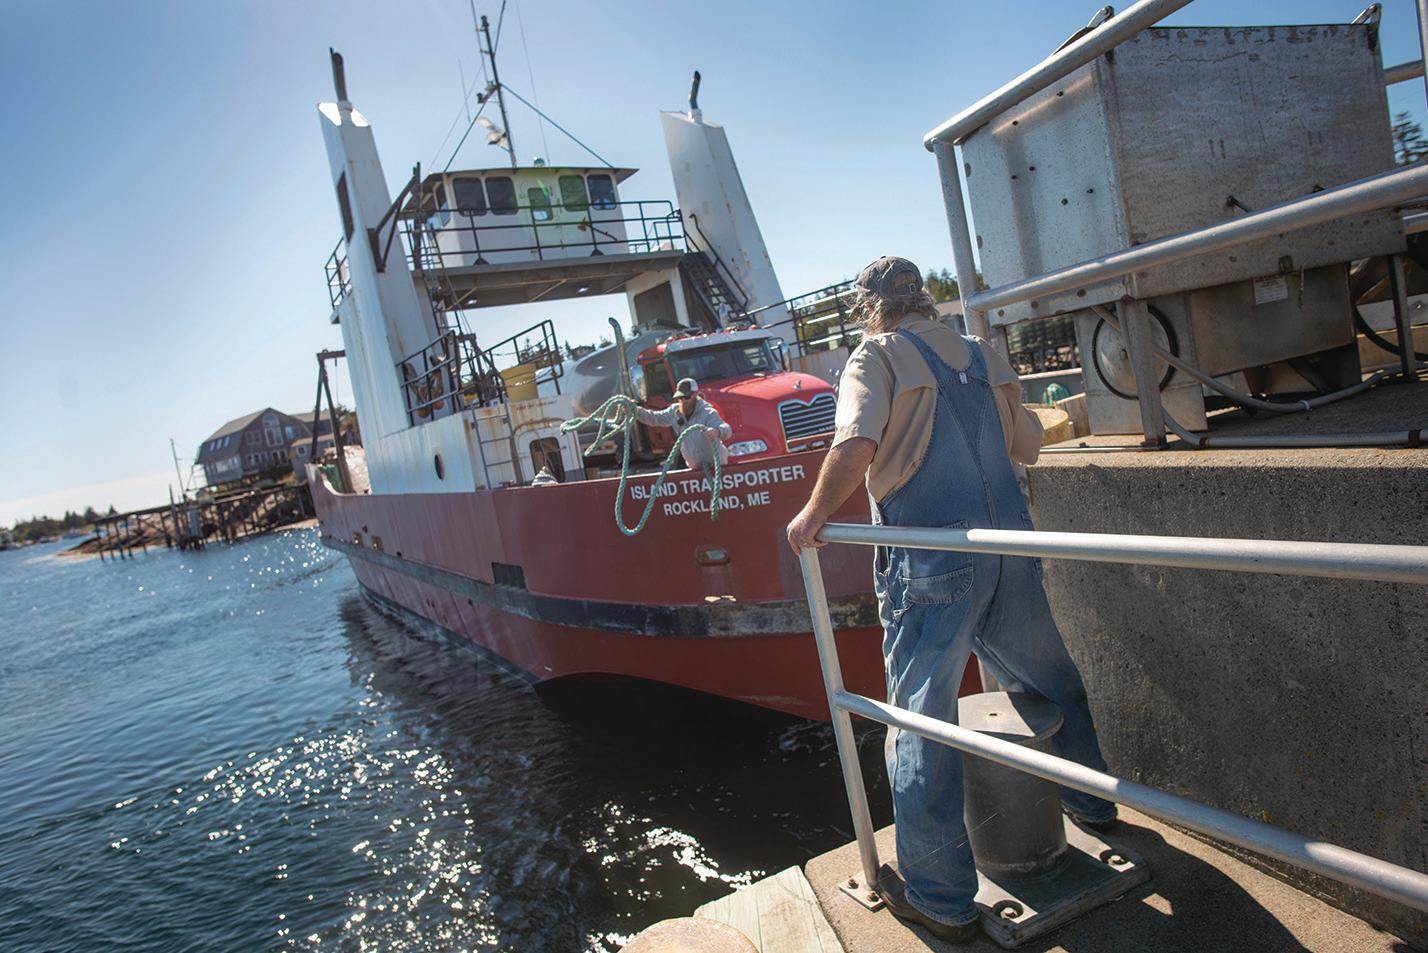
left=662, top=77, right=790, bottom=341
left=315, top=55, right=802, bottom=497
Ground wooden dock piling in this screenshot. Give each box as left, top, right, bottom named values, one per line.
left=71, top=483, right=315, bottom=560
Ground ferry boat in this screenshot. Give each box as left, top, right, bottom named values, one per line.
left=306, top=52, right=926, bottom=719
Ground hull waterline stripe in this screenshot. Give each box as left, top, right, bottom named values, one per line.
left=325, top=538, right=877, bottom=637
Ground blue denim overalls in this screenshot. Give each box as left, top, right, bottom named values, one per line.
left=872, top=330, right=1116, bottom=927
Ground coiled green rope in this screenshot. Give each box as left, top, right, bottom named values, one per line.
left=561, top=394, right=722, bottom=536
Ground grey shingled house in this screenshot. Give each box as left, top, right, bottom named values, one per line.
left=195, top=408, right=317, bottom=487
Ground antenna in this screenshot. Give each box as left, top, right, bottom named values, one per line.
left=478, top=14, right=518, bottom=168
left=329, top=48, right=348, bottom=102
left=170, top=438, right=189, bottom=502
left=689, top=70, right=701, bottom=115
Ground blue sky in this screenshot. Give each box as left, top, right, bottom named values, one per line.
left=3, top=0, right=1426, bottom=522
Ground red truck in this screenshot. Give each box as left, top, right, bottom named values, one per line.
left=631, top=327, right=837, bottom=463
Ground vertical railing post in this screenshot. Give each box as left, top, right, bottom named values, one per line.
left=1118, top=298, right=1169, bottom=447
left=932, top=139, right=990, bottom=342
left=1417, top=0, right=1428, bottom=117
left=798, top=547, right=882, bottom=897
left=1388, top=253, right=1422, bottom=379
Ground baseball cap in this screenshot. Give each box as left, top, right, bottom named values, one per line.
left=855, top=256, right=924, bottom=300
left=673, top=377, right=699, bottom=398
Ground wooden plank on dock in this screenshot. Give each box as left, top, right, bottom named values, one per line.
left=695, top=866, right=844, bottom=953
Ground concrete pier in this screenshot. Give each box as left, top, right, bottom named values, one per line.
left=798, top=811, right=1405, bottom=951
left=1026, top=382, right=1428, bottom=944
left=676, top=808, right=1407, bottom=950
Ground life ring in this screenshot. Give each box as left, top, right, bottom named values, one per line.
left=415, top=370, right=446, bottom=418
left=401, top=362, right=447, bottom=418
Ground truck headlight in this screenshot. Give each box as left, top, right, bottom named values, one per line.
left=728, top=439, right=768, bottom=457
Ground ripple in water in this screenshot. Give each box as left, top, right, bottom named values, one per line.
left=0, top=530, right=890, bottom=951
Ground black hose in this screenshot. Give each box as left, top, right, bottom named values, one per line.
left=1353, top=305, right=1428, bottom=362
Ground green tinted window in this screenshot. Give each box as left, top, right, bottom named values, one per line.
left=528, top=186, right=553, bottom=222
left=558, top=175, right=589, bottom=212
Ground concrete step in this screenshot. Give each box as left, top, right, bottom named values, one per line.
left=801, top=809, right=1407, bottom=952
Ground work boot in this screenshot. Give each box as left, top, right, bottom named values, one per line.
left=876, top=863, right=981, bottom=944
left=1066, top=809, right=1120, bottom=833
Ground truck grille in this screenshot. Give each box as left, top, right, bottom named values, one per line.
left=779, top=393, right=837, bottom=448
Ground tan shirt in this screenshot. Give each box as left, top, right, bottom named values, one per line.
left=832, top=316, right=1042, bottom=501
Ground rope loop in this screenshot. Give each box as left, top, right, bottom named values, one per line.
left=561, top=395, right=722, bottom=536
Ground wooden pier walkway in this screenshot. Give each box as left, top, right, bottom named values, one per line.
left=79, top=482, right=314, bottom=560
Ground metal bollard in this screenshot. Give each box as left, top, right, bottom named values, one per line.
left=960, top=692, right=1069, bottom=879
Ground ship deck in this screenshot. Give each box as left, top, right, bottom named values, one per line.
left=417, top=248, right=687, bottom=308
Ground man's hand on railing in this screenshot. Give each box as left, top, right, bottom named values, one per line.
left=786, top=507, right=829, bottom=554
left=787, top=437, right=878, bottom=554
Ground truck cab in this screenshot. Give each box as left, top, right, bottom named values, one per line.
left=632, top=327, right=837, bottom=462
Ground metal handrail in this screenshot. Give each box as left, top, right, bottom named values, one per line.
left=796, top=521, right=1428, bottom=916
left=1385, top=58, right=1425, bottom=84
left=481, top=318, right=566, bottom=394
left=685, top=211, right=752, bottom=313
left=919, top=0, right=1421, bottom=352
left=325, top=238, right=351, bottom=310
left=922, top=0, right=1193, bottom=148
left=404, top=198, right=685, bottom=269
left=396, top=331, right=465, bottom=424
left=749, top=280, right=860, bottom=356
left=964, top=161, right=1428, bottom=316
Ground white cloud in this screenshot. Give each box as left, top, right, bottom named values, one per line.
left=1, top=471, right=179, bottom=525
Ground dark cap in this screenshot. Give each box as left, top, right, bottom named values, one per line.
left=673, top=377, right=699, bottom=398
left=855, top=256, right=923, bottom=300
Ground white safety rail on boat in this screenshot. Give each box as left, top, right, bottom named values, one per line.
left=796, top=523, right=1428, bottom=914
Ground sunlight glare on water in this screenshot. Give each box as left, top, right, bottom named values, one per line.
left=0, top=529, right=888, bottom=952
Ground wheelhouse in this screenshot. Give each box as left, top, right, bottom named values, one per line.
left=403, top=166, right=682, bottom=269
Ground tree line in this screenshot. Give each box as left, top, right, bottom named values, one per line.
left=7, top=506, right=118, bottom=544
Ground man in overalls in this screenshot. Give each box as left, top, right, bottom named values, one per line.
left=786, top=257, right=1116, bottom=942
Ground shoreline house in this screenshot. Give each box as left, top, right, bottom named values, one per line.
left=196, top=408, right=316, bottom=488
left=287, top=411, right=339, bottom=479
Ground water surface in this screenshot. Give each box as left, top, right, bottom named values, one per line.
left=0, top=531, right=889, bottom=951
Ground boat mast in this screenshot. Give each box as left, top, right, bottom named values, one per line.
left=479, top=13, right=518, bottom=169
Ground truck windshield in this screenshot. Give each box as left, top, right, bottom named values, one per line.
left=668, top=341, right=776, bottom=382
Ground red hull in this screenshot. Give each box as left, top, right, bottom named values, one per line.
left=311, top=450, right=976, bottom=719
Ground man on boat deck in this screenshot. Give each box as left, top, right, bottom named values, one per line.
left=633, top=377, right=732, bottom=476
left=785, top=257, right=1116, bottom=943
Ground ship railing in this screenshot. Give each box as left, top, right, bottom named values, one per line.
left=684, top=211, right=752, bottom=314
left=796, top=521, right=1428, bottom=915
left=480, top=318, right=566, bottom=397
left=748, top=280, right=861, bottom=357
left=921, top=0, right=1428, bottom=444
left=395, top=320, right=568, bottom=426
left=395, top=330, right=497, bottom=425
left=325, top=237, right=351, bottom=311
left=402, top=198, right=686, bottom=271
